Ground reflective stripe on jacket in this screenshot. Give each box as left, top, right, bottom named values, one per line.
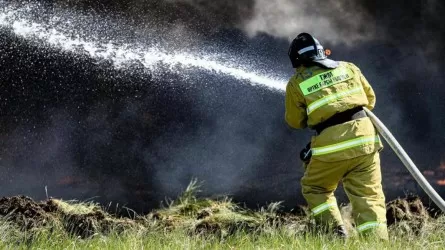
left=285, top=61, right=383, bottom=162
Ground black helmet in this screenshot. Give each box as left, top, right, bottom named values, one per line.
left=288, top=33, right=339, bottom=69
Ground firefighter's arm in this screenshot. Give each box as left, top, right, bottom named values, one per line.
left=350, top=63, right=376, bottom=110
left=360, top=72, right=376, bottom=110
left=285, top=80, right=307, bottom=129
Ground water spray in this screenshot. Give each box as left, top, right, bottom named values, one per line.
left=364, top=108, right=445, bottom=212
left=0, top=3, right=286, bottom=91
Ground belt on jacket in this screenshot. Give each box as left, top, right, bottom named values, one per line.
left=312, top=106, right=367, bottom=135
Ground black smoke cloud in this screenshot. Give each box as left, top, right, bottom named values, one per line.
left=360, top=1, right=445, bottom=151
left=1, top=0, right=445, bottom=212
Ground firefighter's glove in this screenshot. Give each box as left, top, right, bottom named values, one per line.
left=299, top=142, right=312, bottom=164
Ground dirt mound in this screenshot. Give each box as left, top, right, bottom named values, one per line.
left=386, top=196, right=429, bottom=225
left=386, top=196, right=430, bottom=233
left=150, top=198, right=308, bottom=237
left=0, top=196, right=136, bottom=238
left=0, top=196, right=55, bottom=230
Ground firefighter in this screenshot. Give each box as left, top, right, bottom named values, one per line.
left=285, top=33, right=388, bottom=239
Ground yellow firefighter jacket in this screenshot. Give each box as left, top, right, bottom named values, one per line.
left=285, top=61, right=383, bottom=162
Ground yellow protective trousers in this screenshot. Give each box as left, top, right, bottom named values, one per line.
left=301, top=151, right=388, bottom=239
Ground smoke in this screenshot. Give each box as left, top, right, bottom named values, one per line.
left=51, top=0, right=375, bottom=45
left=44, top=0, right=255, bottom=50
left=243, top=0, right=375, bottom=44
left=0, top=1, right=293, bottom=212
left=2, top=0, right=445, bottom=212
left=146, top=80, right=286, bottom=199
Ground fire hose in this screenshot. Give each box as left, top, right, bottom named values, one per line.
left=363, top=107, right=445, bottom=212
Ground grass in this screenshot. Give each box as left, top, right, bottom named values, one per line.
left=0, top=181, right=444, bottom=249
left=1, top=223, right=445, bottom=250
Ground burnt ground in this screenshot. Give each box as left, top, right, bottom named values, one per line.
left=0, top=195, right=439, bottom=239
left=0, top=196, right=137, bottom=238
